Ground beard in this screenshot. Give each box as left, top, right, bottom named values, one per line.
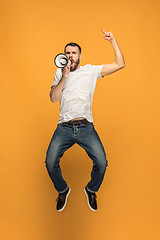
left=70, top=58, right=80, bottom=72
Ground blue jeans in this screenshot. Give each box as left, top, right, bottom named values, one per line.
left=45, top=122, right=108, bottom=193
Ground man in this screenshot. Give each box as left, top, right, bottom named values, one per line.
left=45, top=29, right=125, bottom=212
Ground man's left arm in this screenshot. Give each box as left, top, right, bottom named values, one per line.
left=101, top=29, right=125, bottom=77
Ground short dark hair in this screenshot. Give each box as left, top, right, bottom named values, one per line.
left=64, top=42, right=81, bottom=54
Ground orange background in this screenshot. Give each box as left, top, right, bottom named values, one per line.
left=1, top=0, right=160, bottom=239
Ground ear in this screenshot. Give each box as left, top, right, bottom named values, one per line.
left=80, top=54, right=82, bottom=59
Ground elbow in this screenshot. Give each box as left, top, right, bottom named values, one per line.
left=50, top=97, right=57, bottom=103
left=119, top=63, right=125, bottom=69
left=50, top=93, right=57, bottom=103
left=122, top=60, right=126, bottom=68
left=115, top=61, right=126, bottom=69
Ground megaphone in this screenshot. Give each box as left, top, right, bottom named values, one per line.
left=54, top=53, right=71, bottom=68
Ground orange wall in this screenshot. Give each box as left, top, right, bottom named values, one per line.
left=1, top=0, right=160, bottom=239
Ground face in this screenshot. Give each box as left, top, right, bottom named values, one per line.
left=65, top=46, right=82, bottom=72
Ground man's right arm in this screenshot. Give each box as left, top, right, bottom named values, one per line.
left=50, top=65, right=70, bottom=103
left=50, top=75, right=67, bottom=103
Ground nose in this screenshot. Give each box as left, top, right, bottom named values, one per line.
left=68, top=54, right=73, bottom=59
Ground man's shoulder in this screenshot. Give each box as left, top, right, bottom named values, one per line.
left=82, top=64, right=103, bottom=68
left=81, top=64, right=103, bottom=72
left=80, top=64, right=98, bottom=70
left=82, top=64, right=93, bottom=68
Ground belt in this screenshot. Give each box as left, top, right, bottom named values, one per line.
left=64, top=118, right=89, bottom=125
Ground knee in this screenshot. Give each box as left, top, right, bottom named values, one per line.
left=93, top=149, right=108, bottom=169
left=45, top=156, right=51, bottom=169
left=45, top=158, right=60, bottom=172
left=94, top=156, right=108, bottom=170
left=99, top=158, right=108, bottom=169
left=99, top=151, right=108, bottom=168
left=45, top=151, right=58, bottom=169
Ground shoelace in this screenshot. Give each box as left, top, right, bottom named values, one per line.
left=90, top=193, right=97, bottom=202
left=56, top=194, right=65, bottom=202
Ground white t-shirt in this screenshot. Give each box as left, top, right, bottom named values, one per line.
left=51, top=64, right=103, bottom=123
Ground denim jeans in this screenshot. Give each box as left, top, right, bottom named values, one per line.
left=45, top=122, right=108, bottom=193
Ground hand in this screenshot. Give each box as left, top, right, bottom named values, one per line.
left=62, top=65, right=70, bottom=77
left=101, top=29, right=115, bottom=42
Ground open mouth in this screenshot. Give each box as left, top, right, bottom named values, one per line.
left=70, top=59, right=74, bottom=66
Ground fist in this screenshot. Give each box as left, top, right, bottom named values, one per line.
left=62, top=65, right=70, bottom=77
left=101, top=29, right=115, bottom=42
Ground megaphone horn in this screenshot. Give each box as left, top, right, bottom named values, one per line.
left=54, top=53, right=71, bottom=68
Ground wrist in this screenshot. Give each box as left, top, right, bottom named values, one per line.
left=110, top=38, right=116, bottom=44
left=62, top=73, right=68, bottom=78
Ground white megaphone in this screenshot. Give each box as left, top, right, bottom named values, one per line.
left=54, top=53, right=71, bottom=68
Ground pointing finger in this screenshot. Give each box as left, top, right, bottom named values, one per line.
left=101, top=29, right=106, bottom=34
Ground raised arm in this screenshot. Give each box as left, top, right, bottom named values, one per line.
left=50, top=65, right=70, bottom=103
left=101, top=29, right=125, bottom=77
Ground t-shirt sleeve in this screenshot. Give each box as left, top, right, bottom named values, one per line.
left=91, top=65, right=104, bottom=79
left=51, top=69, right=62, bottom=88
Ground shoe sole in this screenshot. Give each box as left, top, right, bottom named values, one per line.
left=84, top=187, right=97, bottom=212
left=57, top=187, right=71, bottom=212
